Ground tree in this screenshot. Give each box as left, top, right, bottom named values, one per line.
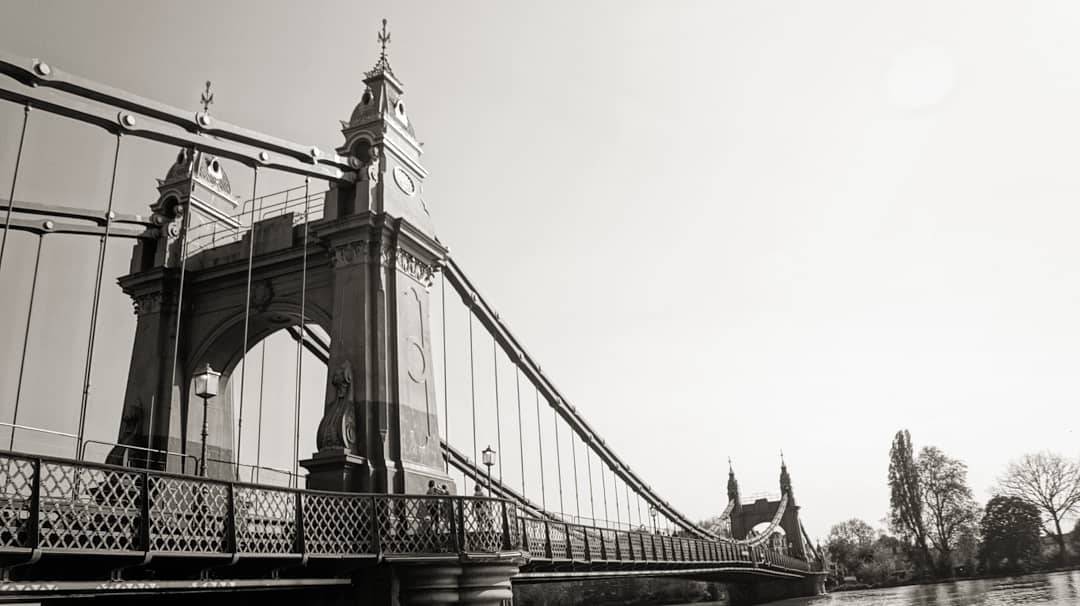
left=978, top=495, right=1042, bottom=573
left=888, top=430, right=932, bottom=572
left=918, top=446, right=979, bottom=575
left=826, top=518, right=876, bottom=577
left=998, top=452, right=1080, bottom=563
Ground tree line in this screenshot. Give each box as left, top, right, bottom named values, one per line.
left=825, top=429, right=1080, bottom=585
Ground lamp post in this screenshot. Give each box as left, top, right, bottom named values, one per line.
left=481, top=445, right=495, bottom=497
left=193, top=364, right=220, bottom=477
left=649, top=505, right=658, bottom=534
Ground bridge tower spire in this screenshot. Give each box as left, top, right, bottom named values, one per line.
left=727, top=458, right=741, bottom=508
left=300, top=20, right=450, bottom=494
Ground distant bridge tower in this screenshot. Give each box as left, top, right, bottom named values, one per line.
left=110, top=35, right=454, bottom=496
left=728, top=457, right=809, bottom=559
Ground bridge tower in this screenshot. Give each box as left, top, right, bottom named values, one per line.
left=728, top=457, right=809, bottom=559
left=299, top=29, right=451, bottom=495
left=110, top=28, right=454, bottom=496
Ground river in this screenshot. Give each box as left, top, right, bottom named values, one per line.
left=674, top=570, right=1080, bottom=606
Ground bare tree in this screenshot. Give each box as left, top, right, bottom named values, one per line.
left=998, top=452, right=1080, bottom=562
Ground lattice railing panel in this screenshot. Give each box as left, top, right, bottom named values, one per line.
left=599, top=528, right=617, bottom=560
left=643, top=534, right=656, bottom=560
left=547, top=522, right=568, bottom=560
left=234, top=486, right=295, bottom=554
left=38, top=461, right=141, bottom=551
left=462, top=498, right=503, bottom=552
left=377, top=496, right=455, bottom=555
left=629, top=533, right=643, bottom=560
left=585, top=527, right=602, bottom=560
left=616, top=531, right=631, bottom=561
left=148, top=476, right=228, bottom=553
left=568, top=525, right=587, bottom=561
left=523, top=517, right=547, bottom=559
left=0, top=455, right=35, bottom=549
left=303, top=493, right=372, bottom=555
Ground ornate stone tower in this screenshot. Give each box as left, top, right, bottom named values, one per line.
left=300, top=20, right=453, bottom=495
left=111, top=148, right=240, bottom=472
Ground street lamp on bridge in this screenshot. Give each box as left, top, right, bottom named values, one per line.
left=648, top=505, right=657, bottom=534
left=481, top=445, right=495, bottom=497
left=193, top=364, right=220, bottom=477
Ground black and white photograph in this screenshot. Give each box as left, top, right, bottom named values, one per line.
left=0, top=2, right=1078, bottom=605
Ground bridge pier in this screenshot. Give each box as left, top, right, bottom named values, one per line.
left=726, top=573, right=826, bottom=606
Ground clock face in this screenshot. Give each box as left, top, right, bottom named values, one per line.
left=393, top=166, right=416, bottom=196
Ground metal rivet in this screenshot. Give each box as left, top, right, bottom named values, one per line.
left=197, top=112, right=212, bottom=127
left=309, top=146, right=321, bottom=158
left=258, top=151, right=270, bottom=163
left=33, top=61, right=51, bottom=76
left=348, top=156, right=362, bottom=169
left=107, top=211, right=116, bottom=220
left=121, top=113, right=136, bottom=127
left=42, top=220, right=55, bottom=231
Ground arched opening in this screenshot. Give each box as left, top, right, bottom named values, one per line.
left=185, top=308, right=330, bottom=486
left=750, top=522, right=789, bottom=554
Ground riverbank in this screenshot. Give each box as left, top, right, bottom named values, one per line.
left=832, top=563, right=1080, bottom=593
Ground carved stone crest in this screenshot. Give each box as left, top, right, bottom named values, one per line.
left=315, top=362, right=358, bottom=451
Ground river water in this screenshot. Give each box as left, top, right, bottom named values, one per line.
left=676, top=570, right=1080, bottom=606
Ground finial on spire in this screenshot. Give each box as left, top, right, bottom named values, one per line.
left=728, top=457, right=733, bottom=473
left=780, top=449, right=786, bottom=466
left=366, top=18, right=395, bottom=77
left=200, top=81, right=215, bottom=114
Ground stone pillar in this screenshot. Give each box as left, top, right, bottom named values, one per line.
left=397, top=563, right=518, bottom=606
left=300, top=213, right=453, bottom=495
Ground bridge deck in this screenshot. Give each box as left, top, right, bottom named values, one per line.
left=0, top=450, right=814, bottom=598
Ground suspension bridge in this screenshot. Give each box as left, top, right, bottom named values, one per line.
left=0, top=26, right=826, bottom=606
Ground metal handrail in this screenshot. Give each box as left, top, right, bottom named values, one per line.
left=79, top=438, right=200, bottom=472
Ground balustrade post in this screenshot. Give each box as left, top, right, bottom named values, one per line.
left=456, top=498, right=466, bottom=552
left=564, top=523, right=573, bottom=560
left=294, top=492, right=306, bottom=555
left=599, top=529, right=608, bottom=560
left=27, top=458, right=41, bottom=549
left=520, top=518, right=529, bottom=553
left=500, top=501, right=511, bottom=550
left=626, top=532, right=634, bottom=562
left=582, top=526, right=591, bottom=562
left=542, top=520, right=553, bottom=559
left=369, top=496, right=382, bottom=555
left=225, top=482, right=237, bottom=554
left=139, top=471, right=151, bottom=551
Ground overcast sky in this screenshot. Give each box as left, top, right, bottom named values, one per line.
left=2, top=1, right=1080, bottom=541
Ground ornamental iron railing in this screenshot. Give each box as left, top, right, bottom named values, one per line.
left=0, top=450, right=816, bottom=574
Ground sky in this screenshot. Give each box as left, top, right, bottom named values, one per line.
left=2, top=1, right=1080, bottom=542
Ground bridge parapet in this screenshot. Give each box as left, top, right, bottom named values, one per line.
left=0, top=449, right=815, bottom=595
